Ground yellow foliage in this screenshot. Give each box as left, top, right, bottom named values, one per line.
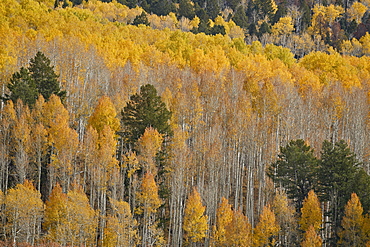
left=5, top=180, right=44, bottom=243
left=63, top=185, right=97, bottom=246
left=213, top=197, right=233, bottom=245
left=137, top=127, right=163, bottom=175
left=301, top=225, right=323, bottom=247
left=339, top=193, right=366, bottom=246
left=253, top=205, right=279, bottom=246
left=225, top=209, right=252, bottom=247
left=299, top=190, right=322, bottom=232
left=272, top=16, right=294, bottom=35
left=103, top=198, right=138, bottom=247
left=183, top=187, right=208, bottom=244
left=44, top=183, right=68, bottom=241
left=348, top=2, right=367, bottom=23
left=360, top=32, right=370, bottom=55
left=136, top=172, right=162, bottom=215
left=88, top=95, right=120, bottom=134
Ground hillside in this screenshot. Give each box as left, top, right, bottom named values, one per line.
left=0, top=0, right=370, bottom=246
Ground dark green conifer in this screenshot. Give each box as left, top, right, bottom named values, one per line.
left=121, top=84, right=172, bottom=145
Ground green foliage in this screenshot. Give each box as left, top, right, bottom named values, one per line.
left=121, top=84, right=172, bottom=145
left=317, top=140, right=363, bottom=243
left=178, top=0, right=195, bottom=19
left=232, top=6, right=248, bottom=29
left=132, top=11, right=150, bottom=26
left=4, top=52, right=66, bottom=107
left=4, top=67, right=38, bottom=107
left=268, top=139, right=318, bottom=210
left=29, top=51, right=66, bottom=101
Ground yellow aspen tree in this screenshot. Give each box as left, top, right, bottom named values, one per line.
left=272, top=16, right=294, bottom=36
left=87, top=95, right=120, bottom=134
left=183, top=187, right=208, bottom=245
left=136, top=171, right=164, bottom=246
left=272, top=189, right=297, bottom=246
left=137, top=127, right=163, bottom=175
left=301, top=225, right=323, bottom=247
left=212, top=197, right=233, bottom=245
left=103, top=198, right=139, bottom=247
left=299, top=190, right=322, bottom=232
left=43, top=183, right=68, bottom=242
left=42, top=95, right=79, bottom=192
left=339, top=193, right=366, bottom=246
left=348, top=2, right=367, bottom=23
left=225, top=209, right=252, bottom=247
left=5, top=180, right=44, bottom=246
left=64, top=185, right=97, bottom=246
left=11, top=101, right=32, bottom=184
left=94, top=125, right=119, bottom=245
left=31, top=122, right=48, bottom=193
left=0, top=100, right=16, bottom=192
left=253, top=205, right=280, bottom=247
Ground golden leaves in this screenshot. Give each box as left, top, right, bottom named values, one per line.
left=183, top=187, right=208, bottom=244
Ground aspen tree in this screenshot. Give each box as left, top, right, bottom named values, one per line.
left=225, top=209, right=252, bottom=247
left=5, top=180, right=44, bottom=245
left=301, top=225, right=323, bottom=247
left=103, top=198, right=139, bottom=247
left=137, top=127, right=163, bottom=175
left=12, top=101, right=32, bottom=184
left=183, top=187, right=208, bottom=245
left=299, top=190, right=322, bottom=232
left=136, top=172, right=164, bottom=246
left=212, top=197, right=233, bottom=245
left=253, top=205, right=280, bottom=247
left=43, top=183, right=68, bottom=242
left=272, top=189, right=297, bottom=246
left=339, top=193, right=366, bottom=246
left=87, top=95, right=120, bottom=134
left=64, top=185, right=97, bottom=246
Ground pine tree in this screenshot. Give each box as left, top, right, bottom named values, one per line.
left=3, top=52, right=66, bottom=107
left=121, top=84, right=172, bottom=146
left=28, top=51, right=66, bottom=101
left=183, top=187, right=208, bottom=245
left=268, top=139, right=318, bottom=210
left=4, top=67, right=38, bottom=107
left=318, top=140, right=361, bottom=242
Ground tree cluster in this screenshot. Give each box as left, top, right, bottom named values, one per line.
left=0, top=0, right=370, bottom=246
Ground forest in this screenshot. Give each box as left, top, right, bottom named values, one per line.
left=0, top=0, right=370, bottom=246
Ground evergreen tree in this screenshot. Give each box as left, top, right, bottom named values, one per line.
left=268, top=139, right=318, bottom=211
left=318, top=140, right=362, bottom=244
left=178, top=0, right=196, bottom=19
left=4, top=67, right=38, bottom=107
left=121, top=84, right=172, bottom=146
left=232, top=6, right=248, bottom=29
left=4, top=52, right=66, bottom=107
left=28, top=51, right=66, bottom=101
left=259, top=21, right=272, bottom=37
left=132, top=12, right=150, bottom=26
